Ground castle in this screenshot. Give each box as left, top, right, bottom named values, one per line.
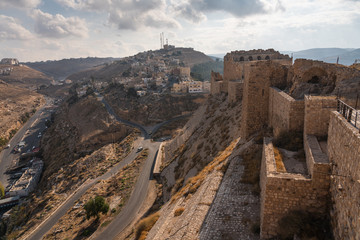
left=0, top=58, right=19, bottom=65
left=211, top=50, right=360, bottom=239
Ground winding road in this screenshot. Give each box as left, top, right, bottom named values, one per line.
left=24, top=91, right=169, bottom=240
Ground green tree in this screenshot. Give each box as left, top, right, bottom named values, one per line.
left=84, top=196, right=109, bottom=220
left=0, top=181, right=5, bottom=198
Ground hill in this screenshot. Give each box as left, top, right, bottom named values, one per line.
left=291, top=48, right=354, bottom=60
left=0, top=65, right=53, bottom=89
left=0, top=80, right=44, bottom=144
left=321, top=48, right=360, bottom=65
left=24, top=57, right=119, bottom=81
left=287, top=48, right=359, bottom=65
left=191, top=61, right=224, bottom=81
left=67, top=47, right=213, bottom=83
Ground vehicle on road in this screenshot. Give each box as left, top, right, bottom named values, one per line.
left=5, top=144, right=10, bottom=149
left=137, top=146, right=143, bottom=152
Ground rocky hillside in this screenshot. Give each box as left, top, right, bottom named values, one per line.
left=0, top=65, right=53, bottom=88
left=24, top=57, right=119, bottom=81
left=160, top=94, right=242, bottom=200
left=132, top=93, right=265, bottom=240
left=3, top=92, right=135, bottom=239
left=103, top=83, right=207, bottom=126
left=0, top=80, right=44, bottom=145
left=40, top=93, right=132, bottom=183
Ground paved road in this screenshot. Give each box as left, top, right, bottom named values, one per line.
left=25, top=137, right=148, bottom=240
left=94, top=91, right=149, bottom=138
left=93, top=140, right=160, bottom=240
left=26, top=92, right=161, bottom=240
left=0, top=97, right=53, bottom=189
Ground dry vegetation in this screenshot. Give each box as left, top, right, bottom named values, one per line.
left=0, top=81, right=44, bottom=147
left=160, top=94, right=242, bottom=201
left=4, top=132, right=136, bottom=239
left=103, top=83, right=206, bottom=126
left=135, top=212, right=160, bottom=240
left=0, top=65, right=52, bottom=88
left=170, top=139, right=238, bottom=204
left=273, top=147, right=286, bottom=173
left=42, top=149, right=149, bottom=240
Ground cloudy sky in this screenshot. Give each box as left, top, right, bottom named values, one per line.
left=0, top=0, right=359, bottom=62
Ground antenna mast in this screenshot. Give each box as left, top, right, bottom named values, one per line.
left=160, top=32, right=165, bottom=49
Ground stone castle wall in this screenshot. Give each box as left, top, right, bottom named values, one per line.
left=304, top=95, right=337, bottom=136
left=328, top=111, right=360, bottom=240
left=210, top=71, right=226, bottom=95
left=260, top=137, right=330, bottom=239
left=268, top=87, right=304, bottom=137
left=240, top=61, right=290, bottom=139
left=228, top=81, right=243, bottom=103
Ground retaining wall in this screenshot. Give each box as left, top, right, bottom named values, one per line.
left=268, top=87, right=304, bottom=137
left=304, top=95, right=337, bottom=136
left=260, top=137, right=330, bottom=239
left=328, top=111, right=360, bottom=240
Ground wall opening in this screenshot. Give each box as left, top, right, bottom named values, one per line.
left=308, top=75, right=320, bottom=84
left=265, top=55, right=270, bottom=60
left=257, top=56, right=262, bottom=60
left=248, top=56, right=253, bottom=61
left=240, top=56, right=244, bottom=61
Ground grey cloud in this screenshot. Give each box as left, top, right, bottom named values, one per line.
left=56, top=0, right=180, bottom=30
left=32, top=9, right=88, bottom=38
left=0, top=15, right=32, bottom=40
left=0, top=0, right=41, bottom=9
left=172, top=0, right=276, bottom=23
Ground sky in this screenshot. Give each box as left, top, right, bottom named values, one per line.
left=0, top=0, right=359, bottom=62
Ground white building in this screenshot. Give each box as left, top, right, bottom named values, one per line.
left=188, top=81, right=203, bottom=93
left=1, top=58, right=19, bottom=65
left=9, top=160, right=43, bottom=197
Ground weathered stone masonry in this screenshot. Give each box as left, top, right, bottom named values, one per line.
left=328, top=111, right=360, bottom=240
left=269, top=87, right=304, bottom=137
left=211, top=49, right=291, bottom=103
left=260, top=136, right=330, bottom=239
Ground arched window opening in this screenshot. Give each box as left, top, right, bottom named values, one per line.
left=308, top=75, right=320, bottom=84
left=240, top=56, right=244, bottom=61
left=248, top=56, right=253, bottom=61
left=257, top=56, right=261, bottom=60
left=265, top=55, right=270, bottom=60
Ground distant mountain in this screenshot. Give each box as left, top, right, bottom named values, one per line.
left=282, top=48, right=360, bottom=65
left=290, top=48, right=354, bottom=60
left=24, top=57, right=120, bottom=81
left=208, top=54, right=225, bottom=61
left=321, top=49, right=360, bottom=65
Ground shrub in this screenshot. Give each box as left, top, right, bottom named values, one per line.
left=135, top=212, right=160, bottom=240
left=0, top=182, right=4, bottom=198
left=84, top=196, right=109, bottom=220
left=273, top=147, right=286, bottom=173
left=174, top=207, right=185, bottom=217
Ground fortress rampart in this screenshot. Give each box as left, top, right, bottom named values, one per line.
left=211, top=49, right=291, bottom=103
left=269, top=87, right=304, bottom=137
left=260, top=136, right=330, bottom=238
left=328, top=111, right=360, bottom=239
left=208, top=50, right=360, bottom=239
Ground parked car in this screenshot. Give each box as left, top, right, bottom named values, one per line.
left=136, top=146, right=143, bottom=152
